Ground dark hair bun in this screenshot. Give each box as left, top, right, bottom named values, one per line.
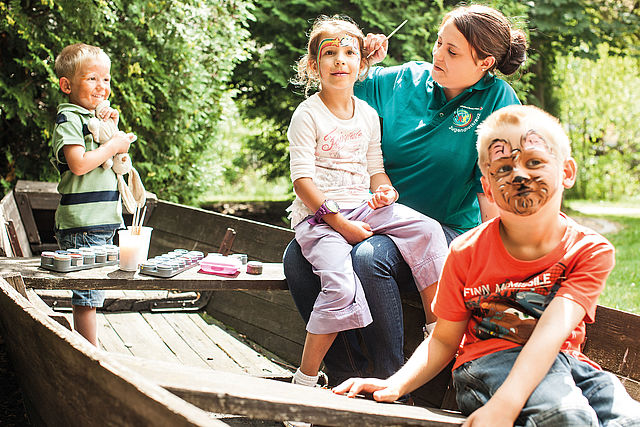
left=498, top=29, right=527, bottom=75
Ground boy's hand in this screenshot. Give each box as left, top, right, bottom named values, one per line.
left=105, top=131, right=136, bottom=154
left=368, top=184, right=398, bottom=209
left=333, top=377, right=401, bottom=402
left=364, top=33, right=388, bottom=65
left=335, top=220, right=373, bottom=245
left=462, top=395, right=519, bottom=427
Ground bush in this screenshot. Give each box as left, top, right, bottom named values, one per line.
left=0, top=0, right=254, bottom=203
left=555, top=47, right=640, bottom=200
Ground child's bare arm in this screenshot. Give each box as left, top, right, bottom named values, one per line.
left=334, top=318, right=467, bottom=401
left=293, top=177, right=373, bottom=244
left=463, top=297, right=586, bottom=427
left=64, top=131, right=134, bottom=175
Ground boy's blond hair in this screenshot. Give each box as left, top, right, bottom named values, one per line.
left=54, top=43, right=111, bottom=79
left=476, top=105, right=571, bottom=173
left=292, top=15, right=370, bottom=97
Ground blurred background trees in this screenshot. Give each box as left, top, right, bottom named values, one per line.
left=1, top=0, right=639, bottom=204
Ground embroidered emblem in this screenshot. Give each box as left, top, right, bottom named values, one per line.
left=452, top=108, right=473, bottom=127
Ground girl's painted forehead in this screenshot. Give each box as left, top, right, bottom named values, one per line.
left=318, top=35, right=359, bottom=55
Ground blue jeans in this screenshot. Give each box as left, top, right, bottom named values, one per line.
left=284, top=226, right=460, bottom=385
left=453, top=348, right=640, bottom=426
left=55, top=229, right=116, bottom=308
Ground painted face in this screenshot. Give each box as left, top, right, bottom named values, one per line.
left=315, top=35, right=362, bottom=91
left=431, top=19, right=486, bottom=101
left=66, top=58, right=111, bottom=111
left=486, top=128, right=561, bottom=216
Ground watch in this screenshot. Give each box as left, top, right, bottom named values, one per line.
left=307, top=200, right=340, bottom=225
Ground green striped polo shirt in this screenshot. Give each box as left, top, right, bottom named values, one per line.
left=52, top=103, right=122, bottom=232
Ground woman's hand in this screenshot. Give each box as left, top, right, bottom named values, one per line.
left=368, top=184, right=398, bottom=209
left=364, top=33, right=388, bottom=65
left=333, top=377, right=402, bottom=402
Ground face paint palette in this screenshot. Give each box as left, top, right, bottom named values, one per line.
left=138, top=249, right=204, bottom=278
left=40, top=246, right=119, bottom=272
left=198, top=254, right=242, bottom=276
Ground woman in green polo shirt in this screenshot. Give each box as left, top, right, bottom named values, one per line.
left=284, top=4, right=527, bottom=388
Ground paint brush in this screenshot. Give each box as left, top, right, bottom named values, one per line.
left=366, top=19, right=408, bottom=59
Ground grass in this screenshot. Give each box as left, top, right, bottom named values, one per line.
left=565, top=199, right=640, bottom=314
left=597, top=215, right=640, bottom=314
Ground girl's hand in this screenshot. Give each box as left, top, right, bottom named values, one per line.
left=368, top=184, right=398, bottom=209
left=364, top=33, right=388, bottom=65
left=337, top=220, right=373, bottom=245
left=333, top=377, right=401, bottom=402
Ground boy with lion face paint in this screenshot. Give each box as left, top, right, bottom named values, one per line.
left=334, top=105, right=640, bottom=426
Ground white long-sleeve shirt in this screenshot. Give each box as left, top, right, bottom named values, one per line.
left=287, top=93, right=385, bottom=226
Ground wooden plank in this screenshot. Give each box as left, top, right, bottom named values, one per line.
left=140, top=312, right=211, bottom=369
left=111, top=353, right=465, bottom=426
left=1, top=257, right=288, bottom=291
left=0, top=278, right=224, bottom=426
left=0, top=191, right=32, bottom=257
left=96, top=312, right=133, bottom=355
left=206, top=290, right=305, bottom=364
left=187, top=313, right=291, bottom=379
left=13, top=187, right=41, bottom=245
left=5, top=220, right=24, bottom=257
left=584, top=305, right=640, bottom=400
left=103, top=312, right=180, bottom=363
left=25, top=288, right=71, bottom=330
left=161, top=312, right=244, bottom=373
left=14, top=180, right=61, bottom=211
left=148, top=200, right=292, bottom=263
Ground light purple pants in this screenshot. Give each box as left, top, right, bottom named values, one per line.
left=295, top=202, right=448, bottom=334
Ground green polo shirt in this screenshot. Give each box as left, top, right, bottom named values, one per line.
left=354, top=61, right=520, bottom=232
left=52, top=103, right=122, bottom=232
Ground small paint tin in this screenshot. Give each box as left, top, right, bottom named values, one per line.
left=174, top=249, right=188, bottom=254
left=188, top=251, right=204, bottom=260
left=41, top=251, right=55, bottom=267
left=230, top=253, right=248, bottom=265
left=246, top=261, right=263, bottom=275
left=156, top=263, right=173, bottom=274
left=70, top=253, right=83, bottom=266
left=93, top=248, right=107, bottom=263
left=80, top=249, right=95, bottom=265
left=141, top=261, right=157, bottom=272
left=53, top=253, right=71, bottom=270
left=106, top=247, right=119, bottom=261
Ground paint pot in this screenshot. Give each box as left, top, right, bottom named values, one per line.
left=53, top=253, right=71, bottom=270
left=106, top=247, right=119, bottom=261
left=70, top=253, right=83, bottom=266
left=230, top=253, right=248, bottom=265
left=156, top=263, right=173, bottom=275
left=80, top=248, right=95, bottom=265
left=246, top=261, right=263, bottom=275
left=93, top=247, right=107, bottom=263
left=41, top=251, right=55, bottom=267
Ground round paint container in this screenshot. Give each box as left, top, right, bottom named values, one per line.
left=70, top=253, right=83, bottom=266
left=53, top=253, right=71, bottom=270
left=246, top=261, right=263, bottom=275
left=41, top=251, right=56, bottom=267
left=106, top=247, right=119, bottom=261
left=80, top=249, right=95, bottom=265
left=156, top=263, right=173, bottom=275
left=94, top=247, right=107, bottom=263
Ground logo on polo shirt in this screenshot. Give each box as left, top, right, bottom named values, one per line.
left=453, top=107, right=473, bottom=127
left=450, top=106, right=483, bottom=133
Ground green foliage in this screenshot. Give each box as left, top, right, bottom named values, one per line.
left=556, top=47, right=640, bottom=200
left=526, top=0, right=639, bottom=112
left=0, top=0, right=253, bottom=203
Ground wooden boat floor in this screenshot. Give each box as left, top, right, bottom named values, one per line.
left=55, top=308, right=293, bottom=380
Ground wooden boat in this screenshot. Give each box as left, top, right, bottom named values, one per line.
left=0, top=180, right=638, bottom=425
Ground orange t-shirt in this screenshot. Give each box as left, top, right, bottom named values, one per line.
left=434, top=213, right=615, bottom=371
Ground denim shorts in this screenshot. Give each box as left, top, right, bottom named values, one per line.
left=453, top=347, right=640, bottom=426
left=55, top=229, right=116, bottom=308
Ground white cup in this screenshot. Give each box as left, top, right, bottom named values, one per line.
left=118, top=226, right=153, bottom=272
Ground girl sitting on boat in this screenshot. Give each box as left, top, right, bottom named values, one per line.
left=286, top=15, right=449, bottom=388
